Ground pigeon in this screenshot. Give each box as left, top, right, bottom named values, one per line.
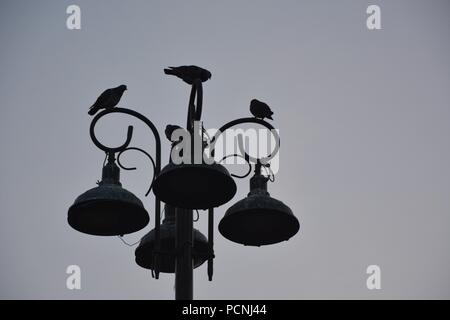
left=164, top=66, right=212, bottom=85
left=250, top=99, right=274, bottom=120
left=165, top=124, right=184, bottom=142
left=88, top=85, right=127, bottom=116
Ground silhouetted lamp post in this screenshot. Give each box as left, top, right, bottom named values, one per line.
left=67, top=68, right=300, bottom=300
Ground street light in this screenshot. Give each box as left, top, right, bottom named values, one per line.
left=68, top=152, right=149, bottom=236
left=67, top=67, right=300, bottom=300
left=135, top=203, right=212, bottom=274
left=219, top=162, right=300, bottom=246
left=153, top=162, right=237, bottom=209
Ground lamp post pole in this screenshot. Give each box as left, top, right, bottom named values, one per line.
left=175, top=208, right=194, bottom=300
left=171, top=80, right=203, bottom=300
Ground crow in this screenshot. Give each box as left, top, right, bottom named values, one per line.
left=164, top=66, right=211, bottom=85
left=165, top=124, right=184, bottom=142
left=88, top=85, right=127, bottom=116
left=250, top=99, right=274, bottom=120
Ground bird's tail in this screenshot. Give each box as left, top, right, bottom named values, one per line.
left=164, top=68, right=175, bottom=76
left=88, top=104, right=99, bottom=116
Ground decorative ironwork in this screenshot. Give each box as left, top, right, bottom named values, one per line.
left=68, top=66, right=298, bottom=300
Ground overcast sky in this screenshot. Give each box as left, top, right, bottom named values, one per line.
left=1, top=0, right=450, bottom=299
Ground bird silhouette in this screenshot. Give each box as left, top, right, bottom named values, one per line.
left=250, top=99, right=274, bottom=120
left=88, top=85, right=127, bottom=116
left=165, top=124, right=184, bottom=142
left=164, top=66, right=211, bottom=85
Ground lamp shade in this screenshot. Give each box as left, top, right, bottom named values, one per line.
left=219, top=173, right=299, bottom=246
left=153, top=162, right=236, bottom=209
left=68, top=158, right=149, bottom=236
left=135, top=205, right=212, bottom=273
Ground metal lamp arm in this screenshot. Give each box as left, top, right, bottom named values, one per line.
left=209, top=117, right=281, bottom=165
left=186, top=80, right=203, bottom=132
left=117, top=147, right=157, bottom=197
left=89, top=107, right=163, bottom=279
left=218, top=153, right=253, bottom=179
left=89, top=107, right=162, bottom=173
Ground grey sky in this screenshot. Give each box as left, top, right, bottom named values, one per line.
left=1, top=0, right=450, bottom=299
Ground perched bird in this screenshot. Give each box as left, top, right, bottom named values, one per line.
left=165, top=124, right=184, bottom=142
left=164, top=66, right=212, bottom=85
left=250, top=99, right=274, bottom=120
left=88, top=85, right=127, bottom=116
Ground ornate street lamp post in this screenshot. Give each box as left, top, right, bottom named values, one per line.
left=67, top=67, right=300, bottom=300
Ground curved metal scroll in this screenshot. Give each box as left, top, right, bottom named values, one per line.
left=89, top=107, right=162, bottom=279
left=209, top=117, right=280, bottom=166
left=117, top=147, right=157, bottom=197
left=186, top=79, right=203, bottom=132
left=89, top=107, right=161, bottom=175
left=219, top=153, right=252, bottom=179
